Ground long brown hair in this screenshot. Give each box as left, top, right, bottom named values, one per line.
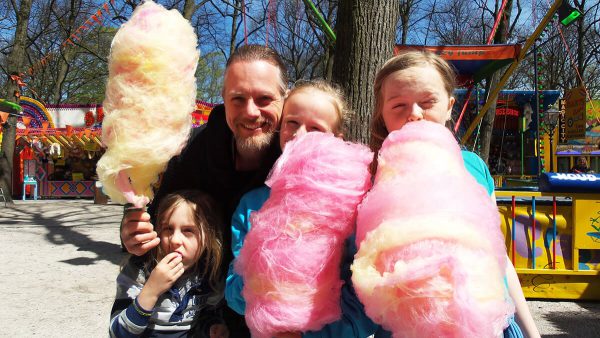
left=152, top=190, right=224, bottom=291
left=369, top=50, right=457, bottom=173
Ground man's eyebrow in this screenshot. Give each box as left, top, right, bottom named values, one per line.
left=225, top=90, right=243, bottom=96
left=387, top=94, right=404, bottom=100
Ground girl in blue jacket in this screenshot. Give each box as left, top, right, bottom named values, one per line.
left=225, top=80, right=379, bottom=338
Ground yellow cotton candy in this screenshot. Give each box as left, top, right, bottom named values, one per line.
left=97, top=1, right=199, bottom=207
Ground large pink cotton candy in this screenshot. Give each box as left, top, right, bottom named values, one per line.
left=236, top=132, right=372, bottom=338
left=97, top=1, right=198, bottom=208
left=352, top=121, right=513, bottom=338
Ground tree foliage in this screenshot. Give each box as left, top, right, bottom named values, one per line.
left=2, top=1, right=599, bottom=103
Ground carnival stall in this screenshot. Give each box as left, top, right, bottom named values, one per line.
left=555, top=95, right=600, bottom=173
left=454, top=89, right=561, bottom=176
left=11, top=97, right=103, bottom=199
left=1, top=96, right=215, bottom=199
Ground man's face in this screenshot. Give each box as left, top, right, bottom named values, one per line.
left=223, top=60, right=284, bottom=156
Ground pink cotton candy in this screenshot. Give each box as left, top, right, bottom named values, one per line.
left=97, top=1, right=199, bottom=208
left=352, top=121, right=514, bottom=338
left=236, top=132, right=372, bottom=338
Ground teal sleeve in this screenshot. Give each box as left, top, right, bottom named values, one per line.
left=225, top=260, right=246, bottom=315
left=462, top=152, right=522, bottom=337
left=461, top=150, right=495, bottom=196
left=302, top=236, right=379, bottom=338
left=225, top=187, right=271, bottom=315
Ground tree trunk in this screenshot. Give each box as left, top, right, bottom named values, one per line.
left=478, top=0, right=513, bottom=164
left=51, top=6, right=78, bottom=105
left=332, top=0, right=400, bottom=144
left=323, top=0, right=336, bottom=80
left=479, top=73, right=500, bottom=163
left=182, top=0, right=195, bottom=20
left=399, top=0, right=412, bottom=45
left=229, top=0, right=241, bottom=58
left=1, top=0, right=33, bottom=203
left=324, top=44, right=335, bottom=80
left=51, top=50, right=73, bottom=104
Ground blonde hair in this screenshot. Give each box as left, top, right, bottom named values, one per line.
left=152, top=190, right=223, bottom=291
left=286, top=79, right=352, bottom=136
left=369, top=50, right=457, bottom=173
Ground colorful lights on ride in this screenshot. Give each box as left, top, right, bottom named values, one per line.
left=536, top=14, right=559, bottom=173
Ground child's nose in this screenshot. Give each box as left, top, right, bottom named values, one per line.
left=294, top=125, right=307, bottom=137
left=407, top=104, right=424, bottom=122
left=170, top=231, right=183, bottom=246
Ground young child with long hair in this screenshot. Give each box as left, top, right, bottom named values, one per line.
left=110, top=190, right=229, bottom=338
left=225, top=80, right=379, bottom=337
left=363, top=50, right=540, bottom=338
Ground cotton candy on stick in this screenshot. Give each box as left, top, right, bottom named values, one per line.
left=352, top=121, right=514, bottom=338
left=97, top=1, right=199, bottom=208
left=235, top=132, right=373, bottom=338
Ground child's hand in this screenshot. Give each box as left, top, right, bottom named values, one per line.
left=147, top=252, right=184, bottom=294
left=137, top=252, right=184, bottom=310
left=209, top=324, right=229, bottom=338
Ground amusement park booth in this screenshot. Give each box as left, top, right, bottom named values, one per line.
left=1, top=97, right=215, bottom=200
left=454, top=89, right=561, bottom=177
left=492, top=96, right=600, bottom=299
left=454, top=88, right=600, bottom=300
left=555, top=98, right=600, bottom=173
left=11, top=98, right=103, bottom=199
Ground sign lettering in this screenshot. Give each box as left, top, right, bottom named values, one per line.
left=563, top=87, right=587, bottom=140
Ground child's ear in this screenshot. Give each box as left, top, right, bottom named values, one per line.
left=446, top=96, right=456, bottom=120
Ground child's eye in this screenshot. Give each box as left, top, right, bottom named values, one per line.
left=309, top=126, right=324, bottom=132
left=286, top=120, right=299, bottom=126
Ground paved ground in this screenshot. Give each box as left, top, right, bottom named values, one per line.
left=1, top=199, right=599, bottom=337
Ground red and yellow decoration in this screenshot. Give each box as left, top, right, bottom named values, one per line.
left=96, top=105, right=104, bottom=124
left=26, top=0, right=115, bottom=77
left=191, top=101, right=215, bottom=127
left=84, top=111, right=95, bottom=127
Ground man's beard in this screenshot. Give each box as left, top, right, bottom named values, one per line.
left=236, top=131, right=275, bottom=158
